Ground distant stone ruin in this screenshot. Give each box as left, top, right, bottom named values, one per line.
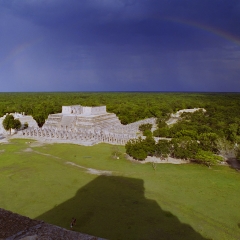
left=166, top=108, right=206, bottom=125
left=0, top=112, right=38, bottom=135
left=19, top=105, right=155, bottom=145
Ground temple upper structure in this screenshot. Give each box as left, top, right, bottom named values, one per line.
left=43, top=105, right=122, bottom=131
left=62, top=105, right=106, bottom=115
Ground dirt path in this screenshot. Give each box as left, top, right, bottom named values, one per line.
left=22, top=147, right=113, bottom=176
left=66, top=162, right=113, bottom=175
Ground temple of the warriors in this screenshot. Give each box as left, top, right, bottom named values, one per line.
left=19, top=105, right=155, bottom=145
left=44, top=105, right=122, bottom=131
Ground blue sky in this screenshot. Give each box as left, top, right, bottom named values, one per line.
left=0, top=0, right=240, bottom=92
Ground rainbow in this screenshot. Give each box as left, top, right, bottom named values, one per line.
left=0, top=37, right=43, bottom=69
left=161, top=16, right=240, bottom=46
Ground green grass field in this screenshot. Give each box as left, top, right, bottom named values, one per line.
left=0, top=139, right=240, bottom=239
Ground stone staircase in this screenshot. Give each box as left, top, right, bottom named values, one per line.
left=60, top=115, right=75, bottom=127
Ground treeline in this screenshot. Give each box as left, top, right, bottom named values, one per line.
left=126, top=137, right=224, bottom=167
left=0, top=92, right=240, bottom=128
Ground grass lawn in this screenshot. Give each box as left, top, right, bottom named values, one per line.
left=0, top=139, right=240, bottom=239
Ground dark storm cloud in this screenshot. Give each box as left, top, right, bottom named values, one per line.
left=3, top=0, right=240, bottom=47
left=0, top=0, right=240, bottom=91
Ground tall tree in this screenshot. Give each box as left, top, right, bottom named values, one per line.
left=2, top=115, right=15, bottom=134
left=2, top=115, right=22, bottom=134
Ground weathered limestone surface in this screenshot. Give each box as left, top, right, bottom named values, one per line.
left=0, top=208, right=104, bottom=240
left=18, top=105, right=156, bottom=145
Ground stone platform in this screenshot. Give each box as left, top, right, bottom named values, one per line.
left=0, top=208, right=104, bottom=240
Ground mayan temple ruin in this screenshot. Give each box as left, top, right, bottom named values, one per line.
left=19, top=105, right=155, bottom=145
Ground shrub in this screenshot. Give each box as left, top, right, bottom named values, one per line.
left=194, top=150, right=223, bottom=167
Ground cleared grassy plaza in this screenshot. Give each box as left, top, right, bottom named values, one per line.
left=0, top=139, right=240, bottom=239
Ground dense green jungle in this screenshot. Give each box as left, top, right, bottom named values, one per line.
left=0, top=92, right=240, bottom=126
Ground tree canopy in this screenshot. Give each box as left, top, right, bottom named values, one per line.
left=0, top=92, right=239, bottom=130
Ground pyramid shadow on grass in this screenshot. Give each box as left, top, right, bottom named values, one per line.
left=36, top=175, right=208, bottom=240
